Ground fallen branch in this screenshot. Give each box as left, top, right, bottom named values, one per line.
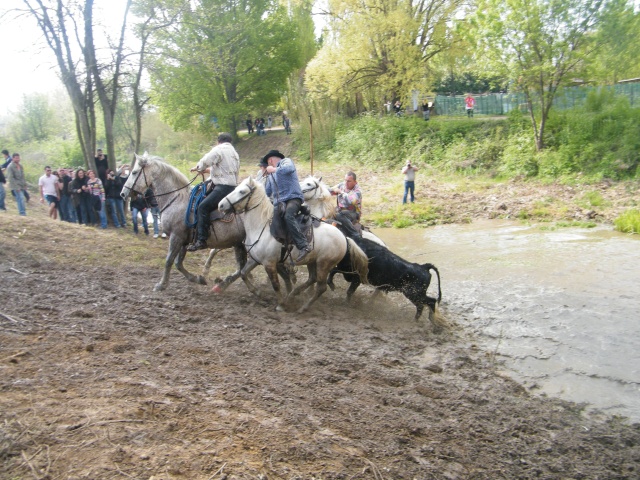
left=10, top=267, right=27, bottom=275
left=0, top=311, right=24, bottom=324
left=1, top=351, right=30, bottom=362
left=207, top=462, right=227, bottom=480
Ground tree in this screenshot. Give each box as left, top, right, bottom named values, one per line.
left=145, top=0, right=307, bottom=138
left=471, top=0, right=610, bottom=151
left=18, top=0, right=138, bottom=170
left=305, top=0, right=463, bottom=110
left=10, top=93, right=55, bottom=142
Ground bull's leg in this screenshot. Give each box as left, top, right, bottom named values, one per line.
left=346, top=278, right=361, bottom=302
left=327, top=269, right=337, bottom=291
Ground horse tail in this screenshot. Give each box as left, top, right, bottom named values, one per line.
left=422, top=263, right=442, bottom=303
left=347, top=238, right=369, bottom=285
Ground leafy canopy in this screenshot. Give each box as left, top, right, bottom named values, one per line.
left=146, top=0, right=307, bottom=136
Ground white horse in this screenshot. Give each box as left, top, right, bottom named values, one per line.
left=219, top=176, right=370, bottom=313
left=120, top=153, right=253, bottom=292
left=299, top=176, right=387, bottom=247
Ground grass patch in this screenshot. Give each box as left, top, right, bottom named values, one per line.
left=370, top=203, right=439, bottom=228
left=577, top=190, right=609, bottom=208
left=614, top=209, right=640, bottom=234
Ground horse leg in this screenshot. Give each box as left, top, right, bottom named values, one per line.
left=277, top=263, right=296, bottom=294
left=297, top=263, right=330, bottom=313
left=212, top=245, right=249, bottom=292
left=264, top=264, right=287, bottom=311
left=286, top=263, right=317, bottom=301
left=346, top=278, right=361, bottom=302
left=202, top=248, right=220, bottom=279
left=238, top=257, right=270, bottom=300
left=175, top=244, right=207, bottom=286
left=154, top=239, right=184, bottom=291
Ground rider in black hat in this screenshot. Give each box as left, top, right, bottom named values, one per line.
left=260, top=150, right=311, bottom=262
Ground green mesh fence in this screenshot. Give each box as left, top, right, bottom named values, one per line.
left=432, top=83, right=640, bottom=116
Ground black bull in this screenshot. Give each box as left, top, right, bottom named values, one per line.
left=328, top=235, right=442, bottom=321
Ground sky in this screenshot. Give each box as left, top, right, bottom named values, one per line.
left=0, top=0, right=132, bottom=113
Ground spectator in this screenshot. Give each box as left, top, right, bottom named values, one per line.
left=267, top=115, right=273, bottom=129
left=401, top=160, right=419, bottom=204
left=58, top=168, right=77, bottom=223
left=94, top=149, right=109, bottom=184
left=144, top=188, right=161, bottom=238
left=87, top=170, right=107, bottom=228
left=0, top=157, right=6, bottom=211
left=283, top=116, right=291, bottom=135
left=104, top=169, right=127, bottom=228
left=394, top=101, right=402, bottom=116
left=465, top=94, right=476, bottom=118
left=1, top=149, right=11, bottom=169
left=422, top=100, right=430, bottom=121
left=70, top=169, right=92, bottom=225
left=246, top=118, right=253, bottom=134
left=6, top=153, right=28, bottom=216
left=330, top=171, right=362, bottom=233
left=38, top=165, right=60, bottom=220
left=130, top=194, right=149, bottom=235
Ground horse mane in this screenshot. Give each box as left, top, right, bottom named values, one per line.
left=244, top=177, right=274, bottom=226
left=303, top=176, right=335, bottom=219
left=145, top=155, right=190, bottom=187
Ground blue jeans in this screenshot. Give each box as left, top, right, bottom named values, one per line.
left=98, top=199, right=108, bottom=228
left=61, top=195, right=77, bottom=223
left=13, top=189, right=27, bottom=216
left=403, top=181, right=415, bottom=204
left=0, top=182, right=6, bottom=210
left=150, top=206, right=160, bottom=235
left=132, top=207, right=149, bottom=234
left=107, top=198, right=127, bottom=227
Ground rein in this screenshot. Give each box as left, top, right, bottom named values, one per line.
left=128, top=161, right=200, bottom=210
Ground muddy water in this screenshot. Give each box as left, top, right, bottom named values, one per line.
left=375, top=221, right=640, bottom=421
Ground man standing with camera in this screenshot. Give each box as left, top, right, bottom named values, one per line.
left=95, top=149, right=109, bottom=184
left=402, top=160, right=419, bottom=204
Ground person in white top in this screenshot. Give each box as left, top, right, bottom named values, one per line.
left=187, top=132, right=240, bottom=251
left=38, top=165, right=61, bottom=219
left=401, top=160, right=419, bottom=204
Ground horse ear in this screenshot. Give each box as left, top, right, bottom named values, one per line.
left=318, top=176, right=322, bottom=183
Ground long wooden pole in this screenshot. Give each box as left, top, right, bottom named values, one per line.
left=309, top=114, right=314, bottom=175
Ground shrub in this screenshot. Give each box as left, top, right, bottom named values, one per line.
left=614, top=209, right=640, bottom=234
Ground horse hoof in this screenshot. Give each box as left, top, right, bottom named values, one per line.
left=197, top=275, right=207, bottom=285
left=154, top=284, right=166, bottom=292
left=211, top=284, right=223, bottom=294
left=275, top=305, right=286, bottom=312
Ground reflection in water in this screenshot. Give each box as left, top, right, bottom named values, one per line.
left=375, top=221, right=640, bottom=421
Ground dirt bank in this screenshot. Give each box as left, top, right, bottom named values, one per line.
left=1, top=196, right=639, bottom=479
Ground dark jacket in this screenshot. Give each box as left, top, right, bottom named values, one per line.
left=70, top=175, right=89, bottom=198
left=144, top=188, right=159, bottom=208
left=0, top=168, right=5, bottom=184
left=130, top=195, right=147, bottom=211
left=105, top=175, right=125, bottom=199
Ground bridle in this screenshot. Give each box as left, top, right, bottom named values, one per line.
left=224, top=183, right=259, bottom=215
left=127, top=161, right=200, bottom=213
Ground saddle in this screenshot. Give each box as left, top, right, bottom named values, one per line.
left=270, top=203, right=314, bottom=248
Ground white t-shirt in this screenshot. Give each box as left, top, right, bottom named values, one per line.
left=39, top=174, right=59, bottom=196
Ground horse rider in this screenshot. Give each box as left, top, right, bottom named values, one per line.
left=260, top=149, right=312, bottom=262
left=330, top=171, right=362, bottom=234
left=187, top=132, right=240, bottom=251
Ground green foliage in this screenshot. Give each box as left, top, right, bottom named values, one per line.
left=147, top=0, right=310, bottom=137
left=614, top=209, right=640, bottom=234
left=369, top=203, right=439, bottom=228
left=322, top=97, right=640, bottom=182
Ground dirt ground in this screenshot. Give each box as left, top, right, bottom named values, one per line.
left=1, top=144, right=639, bottom=479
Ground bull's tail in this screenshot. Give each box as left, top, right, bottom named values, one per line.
left=347, top=238, right=369, bottom=285
left=422, top=263, right=442, bottom=303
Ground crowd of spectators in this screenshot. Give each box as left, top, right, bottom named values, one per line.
left=1, top=148, right=165, bottom=238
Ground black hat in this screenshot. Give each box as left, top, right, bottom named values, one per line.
left=258, top=149, right=285, bottom=167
